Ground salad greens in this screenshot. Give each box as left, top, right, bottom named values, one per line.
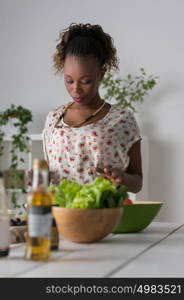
left=50, top=177, right=128, bottom=209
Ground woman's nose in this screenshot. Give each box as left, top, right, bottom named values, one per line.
left=72, top=83, right=83, bottom=94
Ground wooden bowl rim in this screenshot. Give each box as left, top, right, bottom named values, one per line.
left=52, top=206, right=123, bottom=212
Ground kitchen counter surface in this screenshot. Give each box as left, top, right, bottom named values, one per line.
left=0, top=222, right=184, bottom=278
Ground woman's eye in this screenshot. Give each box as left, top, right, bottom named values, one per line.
left=65, top=79, right=91, bottom=85
left=66, top=80, right=73, bottom=84
left=81, top=81, right=91, bottom=84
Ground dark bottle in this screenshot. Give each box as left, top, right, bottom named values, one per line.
left=51, top=216, right=59, bottom=250
left=0, top=172, right=10, bottom=257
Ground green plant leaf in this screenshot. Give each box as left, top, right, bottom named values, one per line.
left=101, top=68, right=158, bottom=112
left=0, top=104, right=33, bottom=170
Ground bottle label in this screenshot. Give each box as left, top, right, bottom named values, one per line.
left=0, top=218, right=10, bottom=249
left=28, top=206, right=52, bottom=238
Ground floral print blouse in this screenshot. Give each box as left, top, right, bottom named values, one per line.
left=42, top=103, right=141, bottom=185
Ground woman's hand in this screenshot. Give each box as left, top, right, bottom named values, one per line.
left=94, top=166, right=142, bottom=193
left=95, top=166, right=126, bottom=185
left=93, top=140, right=143, bottom=193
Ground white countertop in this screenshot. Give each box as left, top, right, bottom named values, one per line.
left=1, top=222, right=184, bottom=278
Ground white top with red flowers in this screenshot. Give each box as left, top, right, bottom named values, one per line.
left=42, top=103, right=141, bottom=185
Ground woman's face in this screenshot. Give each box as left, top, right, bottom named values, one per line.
left=63, top=55, right=103, bottom=105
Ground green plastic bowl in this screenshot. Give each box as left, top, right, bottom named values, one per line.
left=113, top=201, right=163, bottom=233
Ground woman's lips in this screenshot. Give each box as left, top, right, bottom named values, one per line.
left=73, top=97, right=85, bottom=103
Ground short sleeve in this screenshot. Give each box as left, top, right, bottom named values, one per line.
left=42, top=111, right=53, bottom=165
left=42, top=129, right=49, bottom=164
left=115, top=109, right=142, bottom=157
left=124, top=110, right=142, bottom=153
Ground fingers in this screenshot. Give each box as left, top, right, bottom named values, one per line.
left=99, top=167, right=124, bottom=184
left=96, top=167, right=116, bottom=182
left=115, top=177, right=122, bottom=184
left=92, top=166, right=123, bottom=184
left=103, top=168, right=110, bottom=174
left=95, top=166, right=105, bottom=174
left=104, top=168, right=119, bottom=179
left=95, top=167, right=117, bottom=177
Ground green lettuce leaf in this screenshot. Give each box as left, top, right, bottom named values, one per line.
left=51, top=176, right=128, bottom=209
left=53, top=179, right=82, bottom=207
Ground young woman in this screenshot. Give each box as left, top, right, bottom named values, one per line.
left=42, top=23, right=143, bottom=193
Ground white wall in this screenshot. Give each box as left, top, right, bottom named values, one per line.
left=0, top=0, right=183, bottom=222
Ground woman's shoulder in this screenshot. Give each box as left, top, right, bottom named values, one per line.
left=43, top=104, right=67, bottom=131
left=49, top=104, right=66, bottom=116
left=110, top=104, right=134, bottom=119
left=46, top=104, right=67, bottom=121
left=109, top=104, right=140, bottom=130
left=109, top=105, right=141, bottom=141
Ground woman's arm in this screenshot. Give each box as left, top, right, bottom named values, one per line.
left=95, top=140, right=143, bottom=193
left=123, top=139, right=143, bottom=193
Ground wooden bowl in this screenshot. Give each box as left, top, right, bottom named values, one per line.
left=52, top=206, right=123, bottom=243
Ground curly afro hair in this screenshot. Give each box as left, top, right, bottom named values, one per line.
left=52, top=23, right=119, bottom=74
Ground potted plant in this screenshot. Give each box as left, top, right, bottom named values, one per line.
left=101, top=68, right=158, bottom=203
left=101, top=67, right=158, bottom=112
left=0, top=104, right=33, bottom=210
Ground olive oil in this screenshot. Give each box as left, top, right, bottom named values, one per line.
left=25, top=159, right=52, bottom=261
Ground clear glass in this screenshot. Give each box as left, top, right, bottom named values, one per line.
left=25, top=162, right=52, bottom=261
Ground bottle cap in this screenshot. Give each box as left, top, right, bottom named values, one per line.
left=33, top=159, right=48, bottom=170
